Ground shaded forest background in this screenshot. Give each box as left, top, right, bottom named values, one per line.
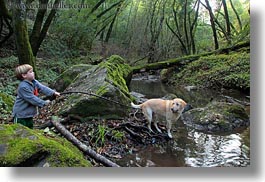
left=1, top=0, right=250, bottom=63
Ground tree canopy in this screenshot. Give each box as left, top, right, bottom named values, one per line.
left=0, top=0, right=250, bottom=64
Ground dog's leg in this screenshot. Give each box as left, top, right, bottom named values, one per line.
left=154, top=120, right=162, bottom=133
left=143, top=107, right=154, bottom=133
left=166, top=120, right=173, bottom=138
left=166, top=103, right=173, bottom=138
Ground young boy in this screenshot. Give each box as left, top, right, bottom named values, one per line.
left=12, top=64, right=60, bottom=129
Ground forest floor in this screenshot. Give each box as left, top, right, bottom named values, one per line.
left=34, top=102, right=170, bottom=166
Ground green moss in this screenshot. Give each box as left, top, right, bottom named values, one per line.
left=170, top=52, right=250, bottom=93
left=0, top=124, right=91, bottom=167
left=100, top=56, right=130, bottom=89
left=192, top=102, right=248, bottom=126
left=99, top=55, right=133, bottom=99
left=0, top=92, right=15, bottom=112
left=95, top=85, right=109, bottom=96
left=224, top=104, right=249, bottom=120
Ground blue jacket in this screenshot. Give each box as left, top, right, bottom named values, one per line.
left=12, top=79, right=55, bottom=118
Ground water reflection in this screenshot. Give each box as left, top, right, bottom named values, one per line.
left=120, top=77, right=250, bottom=167
left=118, top=125, right=250, bottom=167
left=185, top=129, right=250, bottom=167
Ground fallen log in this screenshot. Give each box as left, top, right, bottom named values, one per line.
left=51, top=116, right=120, bottom=167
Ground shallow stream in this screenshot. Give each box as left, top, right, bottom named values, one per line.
left=117, top=75, right=250, bottom=167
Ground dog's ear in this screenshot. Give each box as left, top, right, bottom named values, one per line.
left=181, top=100, right=187, bottom=107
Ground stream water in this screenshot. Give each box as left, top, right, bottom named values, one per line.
left=117, top=75, right=250, bottom=167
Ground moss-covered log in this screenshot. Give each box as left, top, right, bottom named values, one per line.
left=132, top=41, right=250, bottom=73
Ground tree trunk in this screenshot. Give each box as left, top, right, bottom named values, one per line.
left=167, top=0, right=200, bottom=55
left=0, top=0, right=12, bottom=18
left=204, top=0, right=219, bottom=50
left=222, top=0, right=231, bottom=44
left=90, top=0, right=106, bottom=15
left=104, top=1, right=122, bottom=43
left=166, top=19, right=188, bottom=55
left=95, top=0, right=123, bottom=20
left=100, top=27, right=107, bottom=56
left=30, top=0, right=48, bottom=56
left=229, top=0, right=242, bottom=30
left=183, top=0, right=189, bottom=53
left=0, top=17, right=13, bottom=46
left=12, top=0, right=37, bottom=75
left=30, top=0, right=61, bottom=57
left=51, top=116, right=120, bottom=167
left=148, top=0, right=166, bottom=63
left=0, top=0, right=13, bottom=46
left=125, top=0, right=140, bottom=55
left=189, top=0, right=200, bottom=54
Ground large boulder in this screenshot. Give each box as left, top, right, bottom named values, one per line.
left=182, top=102, right=249, bottom=133
left=57, top=55, right=133, bottom=119
left=0, top=124, right=91, bottom=167
left=50, top=64, right=93, bottom=92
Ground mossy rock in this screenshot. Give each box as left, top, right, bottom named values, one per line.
left=99, top=55, right=133, bottom=87
left=0, top=124, right=91, bottom=167
left=182, top=102, right=249, bottom=133
left=58, top=55, right=133, bottom=119
left=160, top=69, right=169, bottom=83
left=50, top=64, right=93, bottom=92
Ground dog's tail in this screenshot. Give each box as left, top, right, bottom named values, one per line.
left=131, top=102, right=142, bottom=109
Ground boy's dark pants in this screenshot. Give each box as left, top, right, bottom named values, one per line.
left=14, top=117, right=33, bottom=129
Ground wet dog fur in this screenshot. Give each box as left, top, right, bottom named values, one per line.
left=131, top=98, right=187, bottom=138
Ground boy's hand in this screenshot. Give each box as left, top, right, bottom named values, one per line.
left=47, top=92, right=60, bottom=101
left=54, top=91, right=60, bottom=97
left=45, top=100, right=51, bottom=105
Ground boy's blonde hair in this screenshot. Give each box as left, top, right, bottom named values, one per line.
left=15, top=64, right=33, bottom=80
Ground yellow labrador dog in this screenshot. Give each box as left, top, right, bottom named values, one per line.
left=131, top=98, right=187, bottom=138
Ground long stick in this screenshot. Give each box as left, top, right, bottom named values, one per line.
left=61, top=91, right=132, bottom=108
left=51, top=116, right=120, bottom=167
